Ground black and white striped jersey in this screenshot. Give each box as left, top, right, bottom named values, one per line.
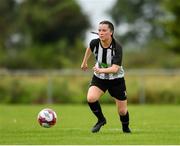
left=89, top=38, right=125, bottom=80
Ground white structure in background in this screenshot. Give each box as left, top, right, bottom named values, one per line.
left=76, top=0, right=116, bottom=45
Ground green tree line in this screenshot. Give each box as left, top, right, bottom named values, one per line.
left=0, top=0, right=179, bottom=69
left=0, top=0, right=89, bottom=69
left=109, top=0, right=180, bottom=68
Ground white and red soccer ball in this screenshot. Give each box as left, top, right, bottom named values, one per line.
left=37, top=108, right=57, bottom=128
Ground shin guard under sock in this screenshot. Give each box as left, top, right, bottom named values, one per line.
left=120, top=111, right=130, bottom=129
left=88, top=101, right=105, bottom=121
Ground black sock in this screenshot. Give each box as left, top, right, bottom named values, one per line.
left=88, top=101, right=105, bottom=121
left=120, top=111, right=129, bottom=129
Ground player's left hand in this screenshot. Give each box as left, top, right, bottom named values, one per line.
left=93, top=66, right=101, bottom=74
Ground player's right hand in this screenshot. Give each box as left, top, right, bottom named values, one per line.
left=81, top=63, right=88, bottom=71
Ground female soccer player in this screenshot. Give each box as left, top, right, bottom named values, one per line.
left=81, top=20, right=131, bottom=133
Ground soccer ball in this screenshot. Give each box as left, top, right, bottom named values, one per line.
left=37, top=108, right=57, bottom=128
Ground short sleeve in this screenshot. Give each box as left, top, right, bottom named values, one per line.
left=89, top=38, right=99, bottom=52
left=112, top=43, right=122, bottom=66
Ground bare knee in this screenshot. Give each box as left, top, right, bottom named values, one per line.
left=87, top=86, right=103, bottom=103
left=119, top=108, right=127, bottom=116
left=115, top=99, right=128, bottom=115
left=87, top=95, right=97, bottom=103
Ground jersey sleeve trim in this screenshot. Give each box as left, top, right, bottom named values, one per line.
left=89, top=38, right=100, bottom=52
left=112, top=39, right=123, bottom=66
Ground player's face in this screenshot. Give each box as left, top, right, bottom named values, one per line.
left=98, top=24, right=112, bottom=41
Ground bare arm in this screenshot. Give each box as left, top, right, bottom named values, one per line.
left=81, top=47, right=92, bottom=71
left=93, top=64, right=120, bottom=74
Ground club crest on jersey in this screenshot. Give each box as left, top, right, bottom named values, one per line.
left=99, top=63, right=108, bottom=68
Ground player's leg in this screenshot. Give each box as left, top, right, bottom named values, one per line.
left=87, top=86, right=106, bottom=133
left=108, top=77, right=131, bottom=133
left=115, top=99, right=131, bottom=133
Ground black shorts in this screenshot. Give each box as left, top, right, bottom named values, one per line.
left=90, top=75, right=127, bottom=101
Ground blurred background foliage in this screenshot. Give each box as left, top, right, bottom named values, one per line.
left=0, top=0, right=180, bottom=104
left=0, top=74, right=180, bottom=104
left=109, top=0, right=180, bottom=68
left=0, top=0, right=179, bottom=69
left=0, top=0, right=89, bottom=69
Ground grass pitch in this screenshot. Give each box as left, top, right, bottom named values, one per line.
left=0, top=104, right=180, bottom=145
